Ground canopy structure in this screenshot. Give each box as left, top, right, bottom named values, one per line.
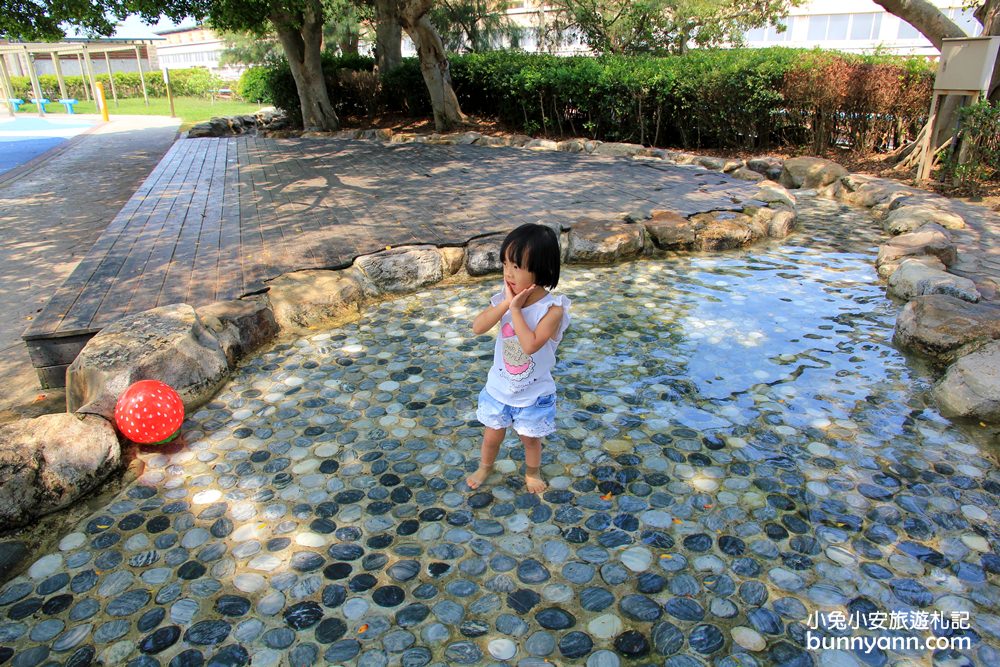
left=0, top=39, right=158, bottom=116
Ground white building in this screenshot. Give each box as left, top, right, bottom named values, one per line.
left=500, top=0, right=981, bottom=56
left=739, top=0, right=980, bottom=54
left=153, top=25, right=244, bottom=80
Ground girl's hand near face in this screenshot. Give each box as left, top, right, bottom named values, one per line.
left=502, top=281, right=515, bottom=307
left=510, top=284, right=536, bottom=310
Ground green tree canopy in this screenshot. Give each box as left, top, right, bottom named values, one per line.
left=547, top=0, right=799, bottom=54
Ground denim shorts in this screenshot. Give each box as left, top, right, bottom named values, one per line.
left=476, top=388, right=557, bottom=438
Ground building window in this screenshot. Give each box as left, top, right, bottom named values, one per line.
left=850, top=13, right=882, bottom=41
left=947, top=7, right=983, bottom=36
left=897, top=20, right=921, bottom=40
left=745, top=21, right=791, bottom=43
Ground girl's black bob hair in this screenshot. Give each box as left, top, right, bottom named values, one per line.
left=500, top=223, right=560, bottom=288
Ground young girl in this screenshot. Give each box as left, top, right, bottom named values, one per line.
left=467, top=223, right=571, bottom=494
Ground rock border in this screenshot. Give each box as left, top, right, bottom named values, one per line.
left=5, top=125, right=996, bottom=529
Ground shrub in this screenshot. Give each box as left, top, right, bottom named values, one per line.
left=239, top=66, right=272, bottom=103
left=267, top=52, right=376, bottom=127
left=261, top=48, right=933, bottom=152
left=946, top=100, right=1000, bottom=188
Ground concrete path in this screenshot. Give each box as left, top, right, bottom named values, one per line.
left=0, top=115, right=180, bottom=421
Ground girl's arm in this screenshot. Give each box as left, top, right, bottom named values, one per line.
left=472, top=294, right=511, bottom=335
left=510, top=305, right=563, bottom=355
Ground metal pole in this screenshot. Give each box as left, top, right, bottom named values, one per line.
left=135, top=46, right=149, bottom=106
left=76, top=53, right=91, bottom=101
left=103, top=51, right=119, bottom=107
left=96, top=82, right=110, bottom=122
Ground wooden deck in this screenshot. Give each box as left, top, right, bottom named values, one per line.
left=23, top=136, right=757, bottom=387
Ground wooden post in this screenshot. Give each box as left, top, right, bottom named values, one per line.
left=0, top=57, right=16, bottom=116
left=51, top=52, right=68, bottom=100
left=23, top=47, right=46, bottom=116
left=103, top=51, right=119, bottom=107
left=916, top=93, right=940, bottom=182
left=163, top=67, right=176, bottom=118
left=82, top=46, right=100, bottom=112
left=75, top=53, right=91, bottom=101
left=135, top=46, right=149, bottom=107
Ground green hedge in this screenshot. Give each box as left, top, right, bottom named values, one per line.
left=239, top=66, right=272, bottom=103
left=8, top=68, right=225, bottom=100
left=267, top=48, right=937, bottom=151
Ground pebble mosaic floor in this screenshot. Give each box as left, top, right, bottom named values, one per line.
left=2, top=197, right=999, bottom=667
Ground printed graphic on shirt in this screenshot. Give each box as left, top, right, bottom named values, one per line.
left=500, top=322, right=534, bottom=391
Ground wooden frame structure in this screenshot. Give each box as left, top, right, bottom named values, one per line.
left=0, top=40, right=157, bottom=116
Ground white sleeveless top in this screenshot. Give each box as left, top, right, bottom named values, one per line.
left=484, top=291, right=571, bottom=407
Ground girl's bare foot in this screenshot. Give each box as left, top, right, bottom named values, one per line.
left=467, top=465, right=493, bottom=490
left=525, top=466, right=547, bottom=494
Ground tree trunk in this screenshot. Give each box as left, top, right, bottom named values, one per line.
left=871, top=0, right=966, bottom=49
left=274, top=3, right=339, bottom=132
left=375, top=0, right=403, bottom=73
left=401, top=0, right=466, bottom=132
left=974, top=2, right=1000, bottom=100
left=870, top=0, right=992, bottom=165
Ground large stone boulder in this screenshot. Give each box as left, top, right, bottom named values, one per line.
left=592, top=142, right=643, bottom=158
left=754, top=182, right=797, bottom=209
left=876, top=224, right=957, bottom=275
left=746, top=157, right=784, bottom=181
left=730, top=167, right=766, bottom=182
left=524, top=138, right=560, bottom=151
left=932, top=341, right=1000, bottom=422
left=893, top=295, right=1000, bottom=365
left=355, top=245, right=444, bottom=294
left=779, top=157, right=848, bottom=189
left=67, top=304, right=230, bottom=420
left=644, top=211, right=700, bottom=250
left=466, top=234, right=505, bottom=276
left=689, top=211, right=762, bottom=250
left=746, top=206, right=797, bottom=238
left=0, top=413, right=120, bottom=529
left=196, top=297, right=279, bottom=367
left=566, top=219, right=644, bottom=263
left=833, top=174, right=900, bottom=208
left=887, top=259, right=981, bottom=303
left=883, top=205, right=966, bottom=235
left=267, top=269, right=367, bottom=332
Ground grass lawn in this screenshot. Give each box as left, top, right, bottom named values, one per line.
left=13, top=96, right=269, bottom=131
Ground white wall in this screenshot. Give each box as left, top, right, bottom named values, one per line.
left=743, top=0, right=982, bottom=55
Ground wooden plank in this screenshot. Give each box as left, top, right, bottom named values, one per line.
left=250, top=136, right=310, bottom=277
left=238, top=136, right=268, bottom=294
left=186, top=138, right=230, bottom=305
left=24, top=333, right=95, bottom=368
left=22, top=143, right=191, bottom=340
left=23, top=140, right=195, bottom=338
left=85, top=138, right=208, bottom=328
left=215, top=138, right=243, bottom=301
left=34, top=363, right=71, bottom=390
left=155, top=138, right=221, bottom=308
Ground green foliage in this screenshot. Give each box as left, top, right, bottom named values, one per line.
left=262, top=48, right=934, bottom=151
left=266, top=52, right=376, bottom=126
left=9, top=68, right=225, bottom=101
left=238, top=66, right=273, bottom=103
left=430, top=0, right=520, bottom=53
left=946, top=100, right=1000, bottom=189
left=546, top=0, right=801, bottom=55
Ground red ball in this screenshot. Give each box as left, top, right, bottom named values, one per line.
left=114, top=380, right=185, bottom=445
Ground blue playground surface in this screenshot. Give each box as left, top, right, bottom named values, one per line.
left=0, top=116, right=98, bottom=176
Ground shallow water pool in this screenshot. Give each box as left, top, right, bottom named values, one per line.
left=3, top=197, right=998, bottom=667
